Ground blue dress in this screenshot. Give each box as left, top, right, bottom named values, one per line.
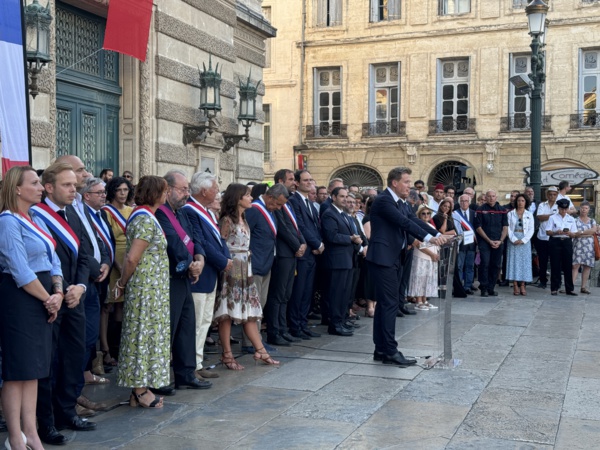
left=506, top=221, right=533, bottom=282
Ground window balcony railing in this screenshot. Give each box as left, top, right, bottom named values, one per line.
left=500, top=114, right=552, bottom=132
left=305, top=123, right=348, bottom=139
left=429, top=117, right=476, bottom=134
left=512, top=0, right=529, bottom=8
left=582, top=0, right=600, bottom=4
left=570, top=111, right=600, bottom=129
left=362, top=120, right=406, bottom=137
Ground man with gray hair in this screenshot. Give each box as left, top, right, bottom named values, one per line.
left=155, top=170, right=209, bottom=391
left=183, top=172, right=232, bottom=379
left=243, top=183, right=290, bottom=352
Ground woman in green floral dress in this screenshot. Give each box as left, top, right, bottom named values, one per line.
left=114, top=176, right=170, bottom=408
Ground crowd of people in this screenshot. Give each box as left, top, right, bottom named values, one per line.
left=0, top=159, right=596, bottom=448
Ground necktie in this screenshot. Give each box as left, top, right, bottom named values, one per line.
left=345, top=213, right=357, bottom=234
left=57, top=210, right=67, bottom=221
left=96, top=211, right=102, bottom=220
left=305, top=198, right=313, bottom=217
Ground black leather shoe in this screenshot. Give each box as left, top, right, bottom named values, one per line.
left=488, top=291, right=499, bottom=296
left=175, top=377, right=212, bottom=390
left=396, top=309, right=405, bottom=317
left=373, top=351, right=384, bottom=361
left=344, top=321, right=361, bottom=329
left=566, top=291, right=578, bottom=296
left=328, top=327, right=353, bottom=336
left=38, top=425, right=68, bottom=445
left=290, top=330, right=311, bottom=340
left=57, top=415, right=97, bottom=431
left=499, top=280, right=509, bottom=287
left=267, top=335, right=291, bottom=346
left=382, top=351, right=417, bottom=367
left=302, top=328, right=321, bottom=338
left=480, top=291, right=489, bottom=297
left=399, top=305, right=416, bottom=315
left=536, top=282, right=547, bottom=289
left=281, top=332, right=301, bottom=342
left=150, top=385, right=176, bottom=396
left=307, top=312, right=322, bottom=320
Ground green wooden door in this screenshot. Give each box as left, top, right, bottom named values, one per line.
left=55, top=2, right=121, bottom=176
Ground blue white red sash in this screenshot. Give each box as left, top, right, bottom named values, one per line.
left=30, top=203, right=80, bottom=257
left=102, top=204, right=127, bottom=233
left=86, top=205, right=115, bottom=264
left=183, top=198, right=222, bottom=246
left=1, top=211, right=56, bottom=262
left=283, top=203, right=299, bottom=233
left=126, top=206, right=165, bottom=237
left=252, top=197, right=277, bottom=237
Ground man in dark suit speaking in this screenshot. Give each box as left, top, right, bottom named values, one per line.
left=366, top=167, right=448, bottom=366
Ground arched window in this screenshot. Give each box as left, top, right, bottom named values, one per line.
left=331, top=165, right=384, bottom=190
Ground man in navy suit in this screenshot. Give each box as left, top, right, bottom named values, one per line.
left=322, top=187, right=363, bottom=335
left=318, top=177, right=344, bottom=219
left=454, top=194, right=477, bottom=294
left=184, top=173, right=232, bottom=380
left=366, top=167, right=447, bottom=366
left=266, top=171, right=307, bottom=346
left=288, top=170, right=324, bottom=340
left=244, top=183, right=289, bottom=350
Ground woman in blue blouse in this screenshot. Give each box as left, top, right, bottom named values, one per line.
left=0, top=166, right=63, bottom=450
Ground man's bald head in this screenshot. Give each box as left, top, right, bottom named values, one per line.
left=55, top=155, right=91, bottom=188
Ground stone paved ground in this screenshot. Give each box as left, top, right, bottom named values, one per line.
left=3, top=284, right=600, bottom=449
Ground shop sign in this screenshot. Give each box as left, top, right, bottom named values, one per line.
left=523, top=167, right=600, bottom=186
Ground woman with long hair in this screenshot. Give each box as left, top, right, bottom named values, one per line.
left=433, top=198, right=457, bottom=236
left=214, top=184, right=279, bottom=370
left=0, top=166, right=63, bottom=450
left=506, top=194, right=534, bottom=295
left=99, top=177, right=134, bottom=368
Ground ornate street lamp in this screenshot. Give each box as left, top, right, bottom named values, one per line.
left=183, top=55, right=222, bottom=145
left=222, top=73, right=261, bottom=152
left=24, top=0, right=52, bottom=98
left=525, top=0, right=549, bottom=206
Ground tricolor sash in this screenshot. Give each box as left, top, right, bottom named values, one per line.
left=102, top=204, right=127, bottom=233
left=283, top=203, right=299, bottom=233
left=158, top=204, right=194, bottom=256
left=252, top=198, right=277, bottom=237
left=86, top=205, right=115, bottom=264
left=1, top=211, right=56, bottom=261
left=30, top=203, right=80, bottom=257
left=127, top=206, right=165, bottom=237
left=183, top=198, right=222, bottom=246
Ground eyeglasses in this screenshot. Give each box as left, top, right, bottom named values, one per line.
left=421, top=212, right=431, bottom=216
left=89, top=190, right=107, bottom=196
left=171, top=186, right=190, bottom=194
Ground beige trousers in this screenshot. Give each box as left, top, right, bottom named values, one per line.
left=192, top=290, right=216, bottom=370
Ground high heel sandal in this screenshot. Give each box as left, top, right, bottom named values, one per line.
left=253, top=347, right=280, bottom=367
left=129, top=389, right=163, bottom=408
left=102, top=350, right=117, bottom=367
left=513, top=283, right=520, bottom=296
left=520, top=284, right=527, bottom=296
left=221, top=351, right=244, bottom=370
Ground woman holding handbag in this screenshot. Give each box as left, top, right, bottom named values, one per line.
left=572, top=201, right=598, bottom=294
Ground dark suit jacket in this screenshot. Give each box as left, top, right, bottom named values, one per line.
left=40, top=201, right=90, bottom=290
left=156, top=202, right=205, bottom=279
left=79, top=205, right=110, bottom=281
left=245, top=204, right=277, bottom=276
left=366, top=190, right=437, bottom=268
left=183, top=200, right=230, bottom=293
left=321, top=207, right=358, bottom=270
left=274, top=206, right=305, bottom=258
left=455, top=208, right=477, bottom=250
left=351, top=215, right=369, bottom=266
left=319, top=197, right=332, bottom=219
left=288, top=192, right=321, bottom=260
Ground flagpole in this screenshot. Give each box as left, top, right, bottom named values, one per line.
left=20, top=0, right=33, bottom=167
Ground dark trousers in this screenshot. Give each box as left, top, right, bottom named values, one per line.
left=37, top=300, right=86, bottom=427
left=478, top=241, right=503, bottom=293
left=347, top=265, right=360, bottom=311
left=550, top=238, right=574, bottom=292
left=399, top=248, right=413, bottom=305
left=369, top=259, right=401, bottom=355
left=170, top=278, right=197, bottom=381
left=535, top=238, right=550, bottom=284
left=288, top=255, right=316, bottom=333
left=76, top=283, right=100, bottom=398
left=265, top=256, right=296, bottom=339
left=327, top=269, right=351, bottom=329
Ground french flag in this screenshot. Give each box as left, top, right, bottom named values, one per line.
left=0, top=0, right=30, bottom=175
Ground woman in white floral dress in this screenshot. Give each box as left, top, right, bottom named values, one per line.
left=115, top=176, right=170, bottom=408
left=214, top=184, right=279, bottom=370
left=572, top=201, right=598, bottom=294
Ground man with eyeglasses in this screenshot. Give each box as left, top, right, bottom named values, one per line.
left=155, top=170, right=209, bottom=391
left=453, top=194, right=477, bottom=294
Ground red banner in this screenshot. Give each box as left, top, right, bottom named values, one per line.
left=103, top=0, right=153, bottom=62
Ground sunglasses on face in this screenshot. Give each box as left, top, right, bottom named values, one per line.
left=421, top=212, right=431, bottom=216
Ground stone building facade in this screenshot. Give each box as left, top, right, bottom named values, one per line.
left=263, top=0, right=600, bottom=206
left=24, top=0, right=274, bottom=184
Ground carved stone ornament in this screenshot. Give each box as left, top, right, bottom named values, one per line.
left=403, top=144, right=418, bottom=165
